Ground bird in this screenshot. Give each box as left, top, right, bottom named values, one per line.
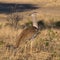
left=14, top=12, right=39, bottom=48
left=6, top=12, right=39, bottom=54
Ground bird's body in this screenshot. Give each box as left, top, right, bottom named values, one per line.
left=15, top=26, right=38, bottom=48
left=14, top=12, right=39, bottom=48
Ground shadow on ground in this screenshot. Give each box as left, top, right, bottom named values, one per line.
left=0, top=2, right=39, bottom=14
left=38, top=20, right=60, bottom=30
left=52, top=21, right=60, bottom=29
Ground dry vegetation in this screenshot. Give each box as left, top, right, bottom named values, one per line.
left=0, top=0, right=60, bottom=60
left=0, top=13, right=60, bottom=60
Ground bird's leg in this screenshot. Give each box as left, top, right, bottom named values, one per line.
left=24, top=44, right=27, bottom=53
left=30, top=41, right=33, bottom=54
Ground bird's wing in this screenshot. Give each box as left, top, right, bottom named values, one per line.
left=15, top=27, right=38, bottom=48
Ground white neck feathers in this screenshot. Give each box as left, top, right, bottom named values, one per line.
left=31, top=13, right=38, bottom=29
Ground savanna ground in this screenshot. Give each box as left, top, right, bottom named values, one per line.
left=0, top=0, right=60, bottom=60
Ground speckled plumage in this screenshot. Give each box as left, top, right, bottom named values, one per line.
left=15, top=26, right=38, bottom=48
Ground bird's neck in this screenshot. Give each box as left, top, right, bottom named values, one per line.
left=33, top=21, right=38, bottom=29
left=32, top=15, right=38, bottom=29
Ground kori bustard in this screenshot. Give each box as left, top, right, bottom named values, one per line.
left=15, top=12, right=39, bottom=48
left=6, top=12, right=39, bottom=50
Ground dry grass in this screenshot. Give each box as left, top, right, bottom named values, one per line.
left=0, top=0, right=60, bottom=6
left=0, top=0, right=60, bottom=60
left=0, top=13, right=60, bottom=60
left=0, top=0, right=60, bottom=4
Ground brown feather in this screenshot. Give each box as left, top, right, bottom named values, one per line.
left=15, top=26, right=38, bottom=48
